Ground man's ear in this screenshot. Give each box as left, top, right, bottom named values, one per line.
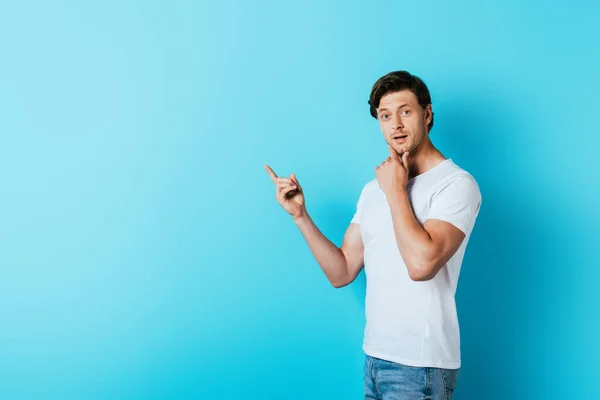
left=424, top=104, right=433, bottom=125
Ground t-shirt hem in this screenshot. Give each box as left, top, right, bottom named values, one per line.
left=363, top=346, right=461, bottom=370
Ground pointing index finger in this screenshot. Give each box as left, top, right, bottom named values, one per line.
left=264, top=165, right=278, bottom=183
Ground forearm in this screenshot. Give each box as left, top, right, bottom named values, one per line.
left=293, top=212, right=349, bottom=287
left=387, top=189, right=435, bottom=279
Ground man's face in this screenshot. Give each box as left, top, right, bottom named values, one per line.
left=376, top=90, right=432, bottom=156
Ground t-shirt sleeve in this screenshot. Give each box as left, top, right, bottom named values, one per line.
left=426, top=176, right=482, bottom=236
left=350, top=184, right=369, bottom=224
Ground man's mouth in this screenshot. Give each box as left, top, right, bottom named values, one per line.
left=393, top=134, right=408, bottom=141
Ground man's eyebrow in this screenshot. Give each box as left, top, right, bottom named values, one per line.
left=378, top=104, right=410, bottom=113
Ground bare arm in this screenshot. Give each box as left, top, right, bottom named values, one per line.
left=294, top=216, right=364, bottom=288
left=375, top=148, right=468, bottom=282
left=264, top=164, right=364, bottom=288
left=387, top=189, right=465, bottom=281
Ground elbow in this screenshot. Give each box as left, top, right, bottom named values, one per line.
left=330, top=271, right=355, bottom=288
left=331, top=278, right=350, bottom=288
left=408, top=269, right=433, bottom=282
left=407, top=260, right=438, bottom=282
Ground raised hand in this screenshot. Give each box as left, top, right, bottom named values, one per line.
left=264, top=165, right=306, bottom=219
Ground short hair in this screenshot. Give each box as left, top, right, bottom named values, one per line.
left=368, top=71, right=434, bottom=131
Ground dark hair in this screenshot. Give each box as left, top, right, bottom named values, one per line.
left=368, top=71, right=434, bottom=131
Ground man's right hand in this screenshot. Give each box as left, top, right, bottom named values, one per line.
left=264, top=165, right=306, bottom=220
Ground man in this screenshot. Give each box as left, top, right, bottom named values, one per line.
left=264, top=70, right=481, bottom=399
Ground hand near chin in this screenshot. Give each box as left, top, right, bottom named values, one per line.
left=375, top=145, right=410, bottom=198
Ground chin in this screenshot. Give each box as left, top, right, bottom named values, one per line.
left=393, top=144, right=409, bottom=154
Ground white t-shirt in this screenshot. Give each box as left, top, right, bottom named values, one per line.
left=351, top=158, right=481, bottom=369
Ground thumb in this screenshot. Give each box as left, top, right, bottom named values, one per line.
left=291, top=173, right=302, bottom=189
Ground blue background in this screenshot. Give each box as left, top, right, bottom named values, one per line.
left=1, top=0, right=598, bottom=399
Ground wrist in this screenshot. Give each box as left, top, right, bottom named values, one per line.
left=387, top=186, right=407, bottom=201
left=293, top=210, right=310, bottom=225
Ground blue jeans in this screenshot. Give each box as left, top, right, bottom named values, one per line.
left=364, top=354, right=459, bottom=400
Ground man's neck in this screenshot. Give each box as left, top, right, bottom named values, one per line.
left=407, top=139, right=446, bottom=180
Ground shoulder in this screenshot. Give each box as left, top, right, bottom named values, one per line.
left=352, top=178, right=380, bottom=207
left=432, top=161, right=482, bottom=202
left=358, top=178, right=379, bottom=196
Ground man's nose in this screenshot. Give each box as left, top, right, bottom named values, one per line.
left=393, top=114, right=404, bottom=130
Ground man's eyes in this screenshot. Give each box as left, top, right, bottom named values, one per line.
left=380, top=110, right=410, bottom=119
